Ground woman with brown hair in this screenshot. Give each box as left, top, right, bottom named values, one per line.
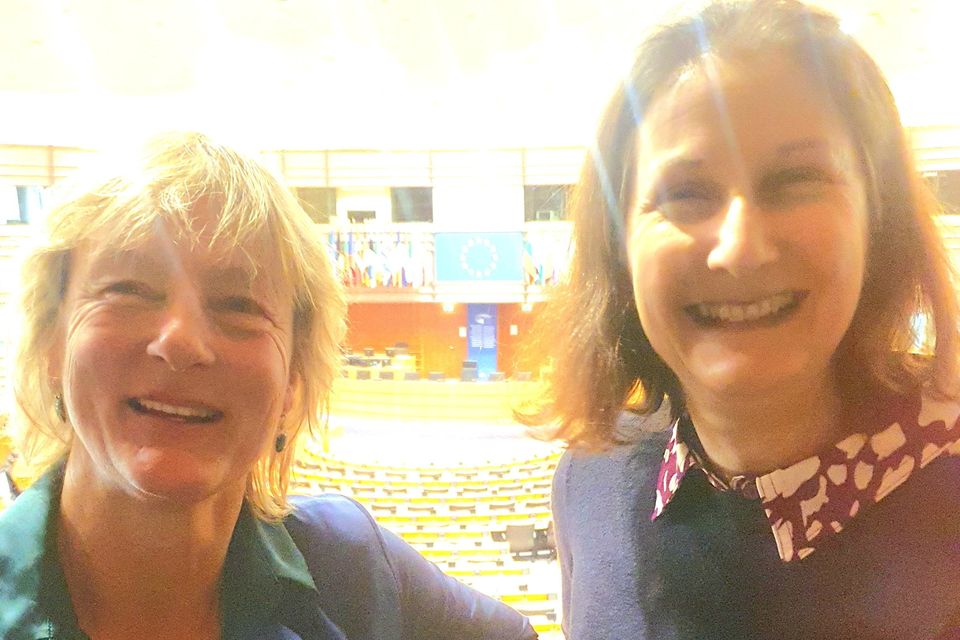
left=535, top=1, right=960, bottom=637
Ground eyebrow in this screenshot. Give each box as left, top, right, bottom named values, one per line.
left=88, top=249, right=165, bottom=277
left=654, top=157, right=705, bottom=174
left=650, top=138, right=831, bottom=176
left=89, top=251, right=259, bottom=288
left=775, top=138, right=830, bottom=157
left=201, top=266, right=259, bottom=290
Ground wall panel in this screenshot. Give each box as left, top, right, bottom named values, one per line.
left=346, top=302, right=466, bottom=377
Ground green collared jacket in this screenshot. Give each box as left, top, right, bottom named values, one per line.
left=0, top=464, right=537, bottom=640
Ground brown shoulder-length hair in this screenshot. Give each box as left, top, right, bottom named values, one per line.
left=522, top=0, right=960, bottom=449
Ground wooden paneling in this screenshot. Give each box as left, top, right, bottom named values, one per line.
left=346, top=302, right=545, bottom=379
left=497, top=304, right=540, bottom=377
left=346, top=302, right=466, bottom=377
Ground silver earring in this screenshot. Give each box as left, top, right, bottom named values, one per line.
left=54, top=394, right=67, bottom=422
left=274, top=432, right=287, bottom=453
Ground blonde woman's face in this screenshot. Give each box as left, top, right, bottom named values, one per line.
left=49, top=203, right=297, bottom=506
left=625, top=54, right=869, bottom=404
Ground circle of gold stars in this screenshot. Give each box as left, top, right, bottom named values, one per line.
left=459, top=237, right=499, bottom=278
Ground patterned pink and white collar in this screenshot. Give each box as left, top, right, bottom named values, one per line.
left=651, top=393, right=960, bottom=562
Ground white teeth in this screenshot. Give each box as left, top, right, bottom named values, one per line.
left=137, top=398, right=217, bottom=419
left=693, top=292, right=798, bottom=323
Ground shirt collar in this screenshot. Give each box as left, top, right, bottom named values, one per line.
left=652, top=393, right=960, bottom=562
left=0, top=462, right=79, bottom=639
left=221, top=502, right=321, bottom=637
left=0, top=461, right=322, bottom=639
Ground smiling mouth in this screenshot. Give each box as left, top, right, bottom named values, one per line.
left=128, top=398, right=223, bottom=424
left=684, top=290, right=806, bottom=327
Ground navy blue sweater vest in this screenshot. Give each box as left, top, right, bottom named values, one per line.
left=553, top=428, right=960, bottom=640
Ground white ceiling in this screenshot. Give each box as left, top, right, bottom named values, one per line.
left=1, top=0, right=957, bottom=149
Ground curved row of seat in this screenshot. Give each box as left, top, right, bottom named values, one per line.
left=290, top=448, right=563, bottom=635
left=298, top=447, right=560, bottom=475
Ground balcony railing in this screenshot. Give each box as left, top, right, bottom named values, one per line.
left=320, top=222, right=572, bottom=302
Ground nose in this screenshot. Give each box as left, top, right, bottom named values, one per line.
left=146, top=292, right=216, bottom=371
left=706, top=196, right=779, bottom=277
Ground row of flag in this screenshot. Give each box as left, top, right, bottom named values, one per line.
left=326, top=230, right=571, bottom=288
left=327, top=231, right=434, bottom=288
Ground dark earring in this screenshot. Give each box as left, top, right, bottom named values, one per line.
left=54, top=394, right=67, bottom=422
left=274, top=432, right=287, bottom=453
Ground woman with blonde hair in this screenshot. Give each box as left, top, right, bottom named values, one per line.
left=536, top=1, right=960, bottom=637
left=0, top=132, right=537, bottom=640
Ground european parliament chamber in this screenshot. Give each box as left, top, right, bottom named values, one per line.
left=2, top=2, right=960, bottom=638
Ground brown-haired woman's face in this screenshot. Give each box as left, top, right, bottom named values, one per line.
left=625, top=54, right=869, bottom=404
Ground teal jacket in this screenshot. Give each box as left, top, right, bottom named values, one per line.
left=0, top=465, right=537, bottom=640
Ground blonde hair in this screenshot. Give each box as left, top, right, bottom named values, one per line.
left=14, top=131, right=346, bottom=520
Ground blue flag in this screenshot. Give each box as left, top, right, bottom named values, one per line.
left=434, top=232, right=524, bottom=282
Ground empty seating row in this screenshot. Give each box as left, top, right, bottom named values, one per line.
left=370, top=509, right=552, bottom=527
left=363, top=498, right=551, bottom=517
left=291, top=445, right=562, bottom=630
left=328, top=491, right=550, bottom=505
left=299, top=449, right=561, bottom=475
left=294, top=452, right=560, bottom=488
left=295, top=468, right=556, bottom=487
left=292, top=475, right=552, bottom=499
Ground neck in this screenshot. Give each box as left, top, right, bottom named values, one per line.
left=57, top=448, right=244, bottom=639
left=684, top=371, right=849, bottom=480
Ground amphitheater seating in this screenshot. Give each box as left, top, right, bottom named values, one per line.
left=290, top=448, right=563, bottom=632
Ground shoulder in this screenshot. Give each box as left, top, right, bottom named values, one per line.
left=0, top=471, right=61, bottom=639
left=552, top=414, right=671, bottom=640
left=0, top=490, right=43, bottom=562
left=285, top=493, right=393, bottom=564
left=287, top=493, right=380, bottom=536
left=0, top=467, right=58, bottom=578
left=552, top=412, right=670, bottom=551
left=284, top=494, right=407, bottom=637
left=284, top=492, right=398, bottom=571
left=555, top=412, right=672, bottom=504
